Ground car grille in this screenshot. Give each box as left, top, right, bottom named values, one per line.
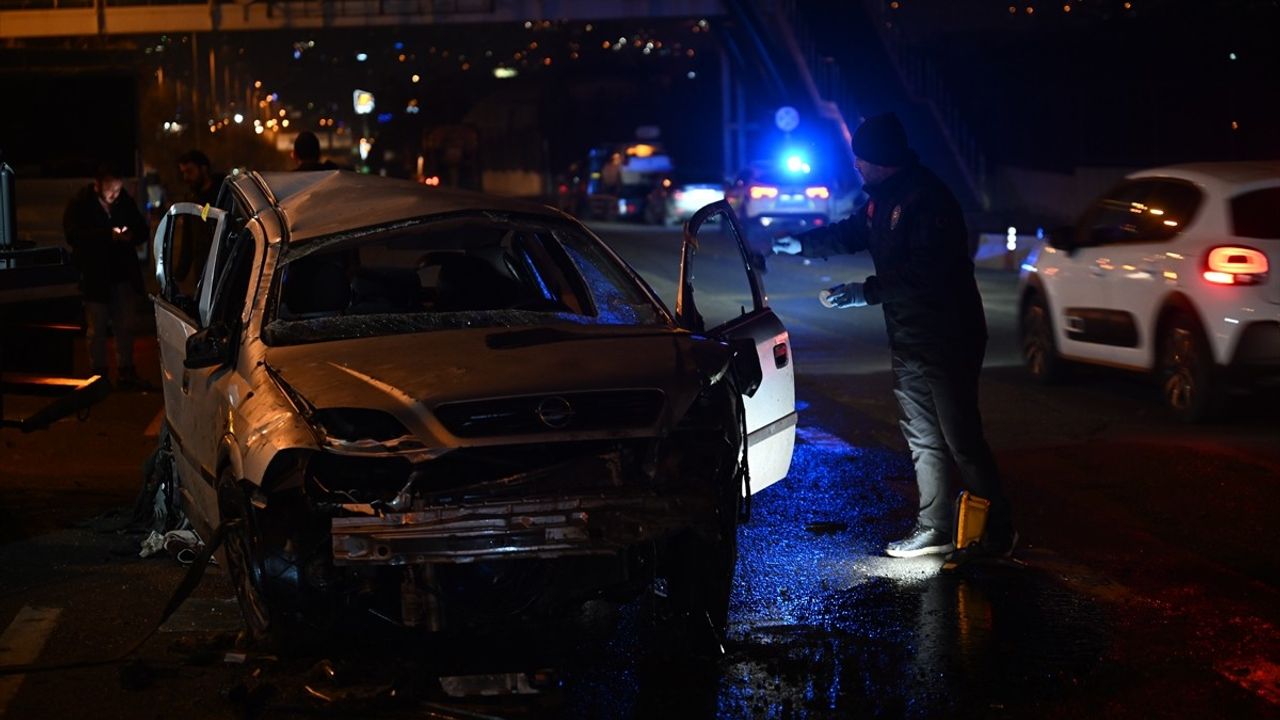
left=434, top=390, right=665, bottom=438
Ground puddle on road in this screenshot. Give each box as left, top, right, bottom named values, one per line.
left=717, top=425, right=1110, bottom=718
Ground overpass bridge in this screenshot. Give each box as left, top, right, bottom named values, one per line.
left=0, top=0, right=721, bottom=38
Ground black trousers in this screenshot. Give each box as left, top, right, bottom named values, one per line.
left=891, top=342, right=1010, bottom=535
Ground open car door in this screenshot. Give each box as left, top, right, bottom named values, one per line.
left=151, top=201, right=229, bottom=486
left=679, top=200, right=796, bottom=494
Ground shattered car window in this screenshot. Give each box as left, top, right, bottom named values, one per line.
left=264, top=217, right=665, bottom=344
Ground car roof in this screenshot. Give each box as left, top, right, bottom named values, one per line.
left=1129, top=162, right=1280, bottom=189
left=254, top=171, right=566, bottom=243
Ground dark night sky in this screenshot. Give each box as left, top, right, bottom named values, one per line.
left=804, top=0, right=1280, bottom=169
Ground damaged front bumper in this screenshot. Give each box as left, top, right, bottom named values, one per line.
left=331, top=493, right=710, bottom=566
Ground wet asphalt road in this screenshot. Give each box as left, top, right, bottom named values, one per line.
left=0, top=223, right=1277, bottom=718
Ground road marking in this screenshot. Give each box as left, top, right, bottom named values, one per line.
left=0, top=606, right=62, bottom=717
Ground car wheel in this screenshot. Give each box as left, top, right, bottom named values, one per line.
left=1021, top=293, right=1068, bottom=384
left=217, top=471, right=277, bottom=643
left=662, top=518, right=737, bottom=658
left=1158, top=312, right=1219, bottom=423
left=217, top=473, right=328, bottom=650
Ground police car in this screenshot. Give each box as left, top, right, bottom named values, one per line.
left=727, top=158, right=833, bottom=235
left=1018, top=163, right=1280, bottom=422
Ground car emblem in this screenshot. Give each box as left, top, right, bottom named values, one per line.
left=535, top=396, right=575, bottom=429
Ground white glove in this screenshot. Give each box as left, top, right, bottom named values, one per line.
left=772, top=235, right=802, bottom=255
left=819, top=282, right=867, bottom=309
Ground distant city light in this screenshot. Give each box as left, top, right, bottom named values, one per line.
left=687, top=71, right=697, bottom=80
left=493, top=67, right=518, bottom=79
left=254, top=126, right=264, bottom=135
left=356, top=52, right=368, bottom=62
left=353, top=89, right=376, bottom=115
left=411, top=74, right=421, bottom=83
left=233, top=113, right=244, bottom=124
left=254, top=80, right=262, bottom=89
left=1229, top=52, right=1238, bottom=61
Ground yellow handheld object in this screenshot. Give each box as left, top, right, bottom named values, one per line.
left=955, top=491, right=990, bottom=550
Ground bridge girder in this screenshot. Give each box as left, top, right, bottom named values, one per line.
left=0, top=0, right=724, bottom=40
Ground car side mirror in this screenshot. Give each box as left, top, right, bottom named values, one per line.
left=1047, top=225, right=1077, bottom=251
left=184, top=322, right=230, bottom=369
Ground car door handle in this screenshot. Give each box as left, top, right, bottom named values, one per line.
left=773, top=342, right=789, bottom=369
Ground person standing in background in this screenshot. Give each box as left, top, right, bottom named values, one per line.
left=63, top=164, right=149, bottom=389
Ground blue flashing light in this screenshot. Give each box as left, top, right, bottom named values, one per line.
left=376, top=112, right=394, bottom=124
left=784, top=153, right=811, bottom=175
left=394, top=41, right=405, bottom=50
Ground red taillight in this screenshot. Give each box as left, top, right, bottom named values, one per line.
left=805, top=186, right=830, bottom=199
left=1203, top=246, right=1269, bottom=285
left=749, top=185, right=779, bottom=200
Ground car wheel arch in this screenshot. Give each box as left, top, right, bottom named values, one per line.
left=1152, top=291, right=1206, bottom=368
left=1018, top=277, right=1050, bottom=332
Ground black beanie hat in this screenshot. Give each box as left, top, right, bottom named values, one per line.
left=851, top=112, right=916, bottom=167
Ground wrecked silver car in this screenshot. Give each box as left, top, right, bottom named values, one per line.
left=149, top=171, right=795, bottom=647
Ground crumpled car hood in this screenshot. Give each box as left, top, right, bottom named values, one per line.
left=264, top=324, right=726, bottom=447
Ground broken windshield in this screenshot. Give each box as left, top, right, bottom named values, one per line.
left=263, top=216, right=666, bottom=345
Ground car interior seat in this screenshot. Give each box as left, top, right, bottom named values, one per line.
left=348, top=267, right=423, bottom=315
left=281, top=258, right=350, bottom=318
left=433, top=252, right=528, bottom=312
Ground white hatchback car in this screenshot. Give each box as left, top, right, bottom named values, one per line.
left=149, top=171, right=795, bottom=647
left=1019, top=162, right=1280, bottom=421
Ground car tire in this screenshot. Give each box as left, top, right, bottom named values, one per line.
left=1157, top=312, right=1220, bottom=423
left=217, top=473, right=324, bottom=650
left=218, top=472, right=278, bottom=644
left=1020, top=292, right=1069, bottom=384
left=660, top=519, right=736, bottom=659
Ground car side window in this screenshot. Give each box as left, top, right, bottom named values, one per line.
left=1135, top=181, right=1201, bottom=241
left=1078, top=179, right=1202, bottom=248
left=167, top=213, right=217, bottom=311
left=1077, top=181, right=1149, bottom=247
left=207, top=211, right=255, bottom=329
left=1231, top=188, right=1280, bottom=239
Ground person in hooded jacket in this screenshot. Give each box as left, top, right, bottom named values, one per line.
left=774, top=113, right=1016, bottom=559
left=63, top=164, right=149, bottom=389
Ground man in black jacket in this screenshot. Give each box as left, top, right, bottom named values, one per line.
left=774, top=113, right=1015, bottom=559
left=63, top=165, right=149, bottom=388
